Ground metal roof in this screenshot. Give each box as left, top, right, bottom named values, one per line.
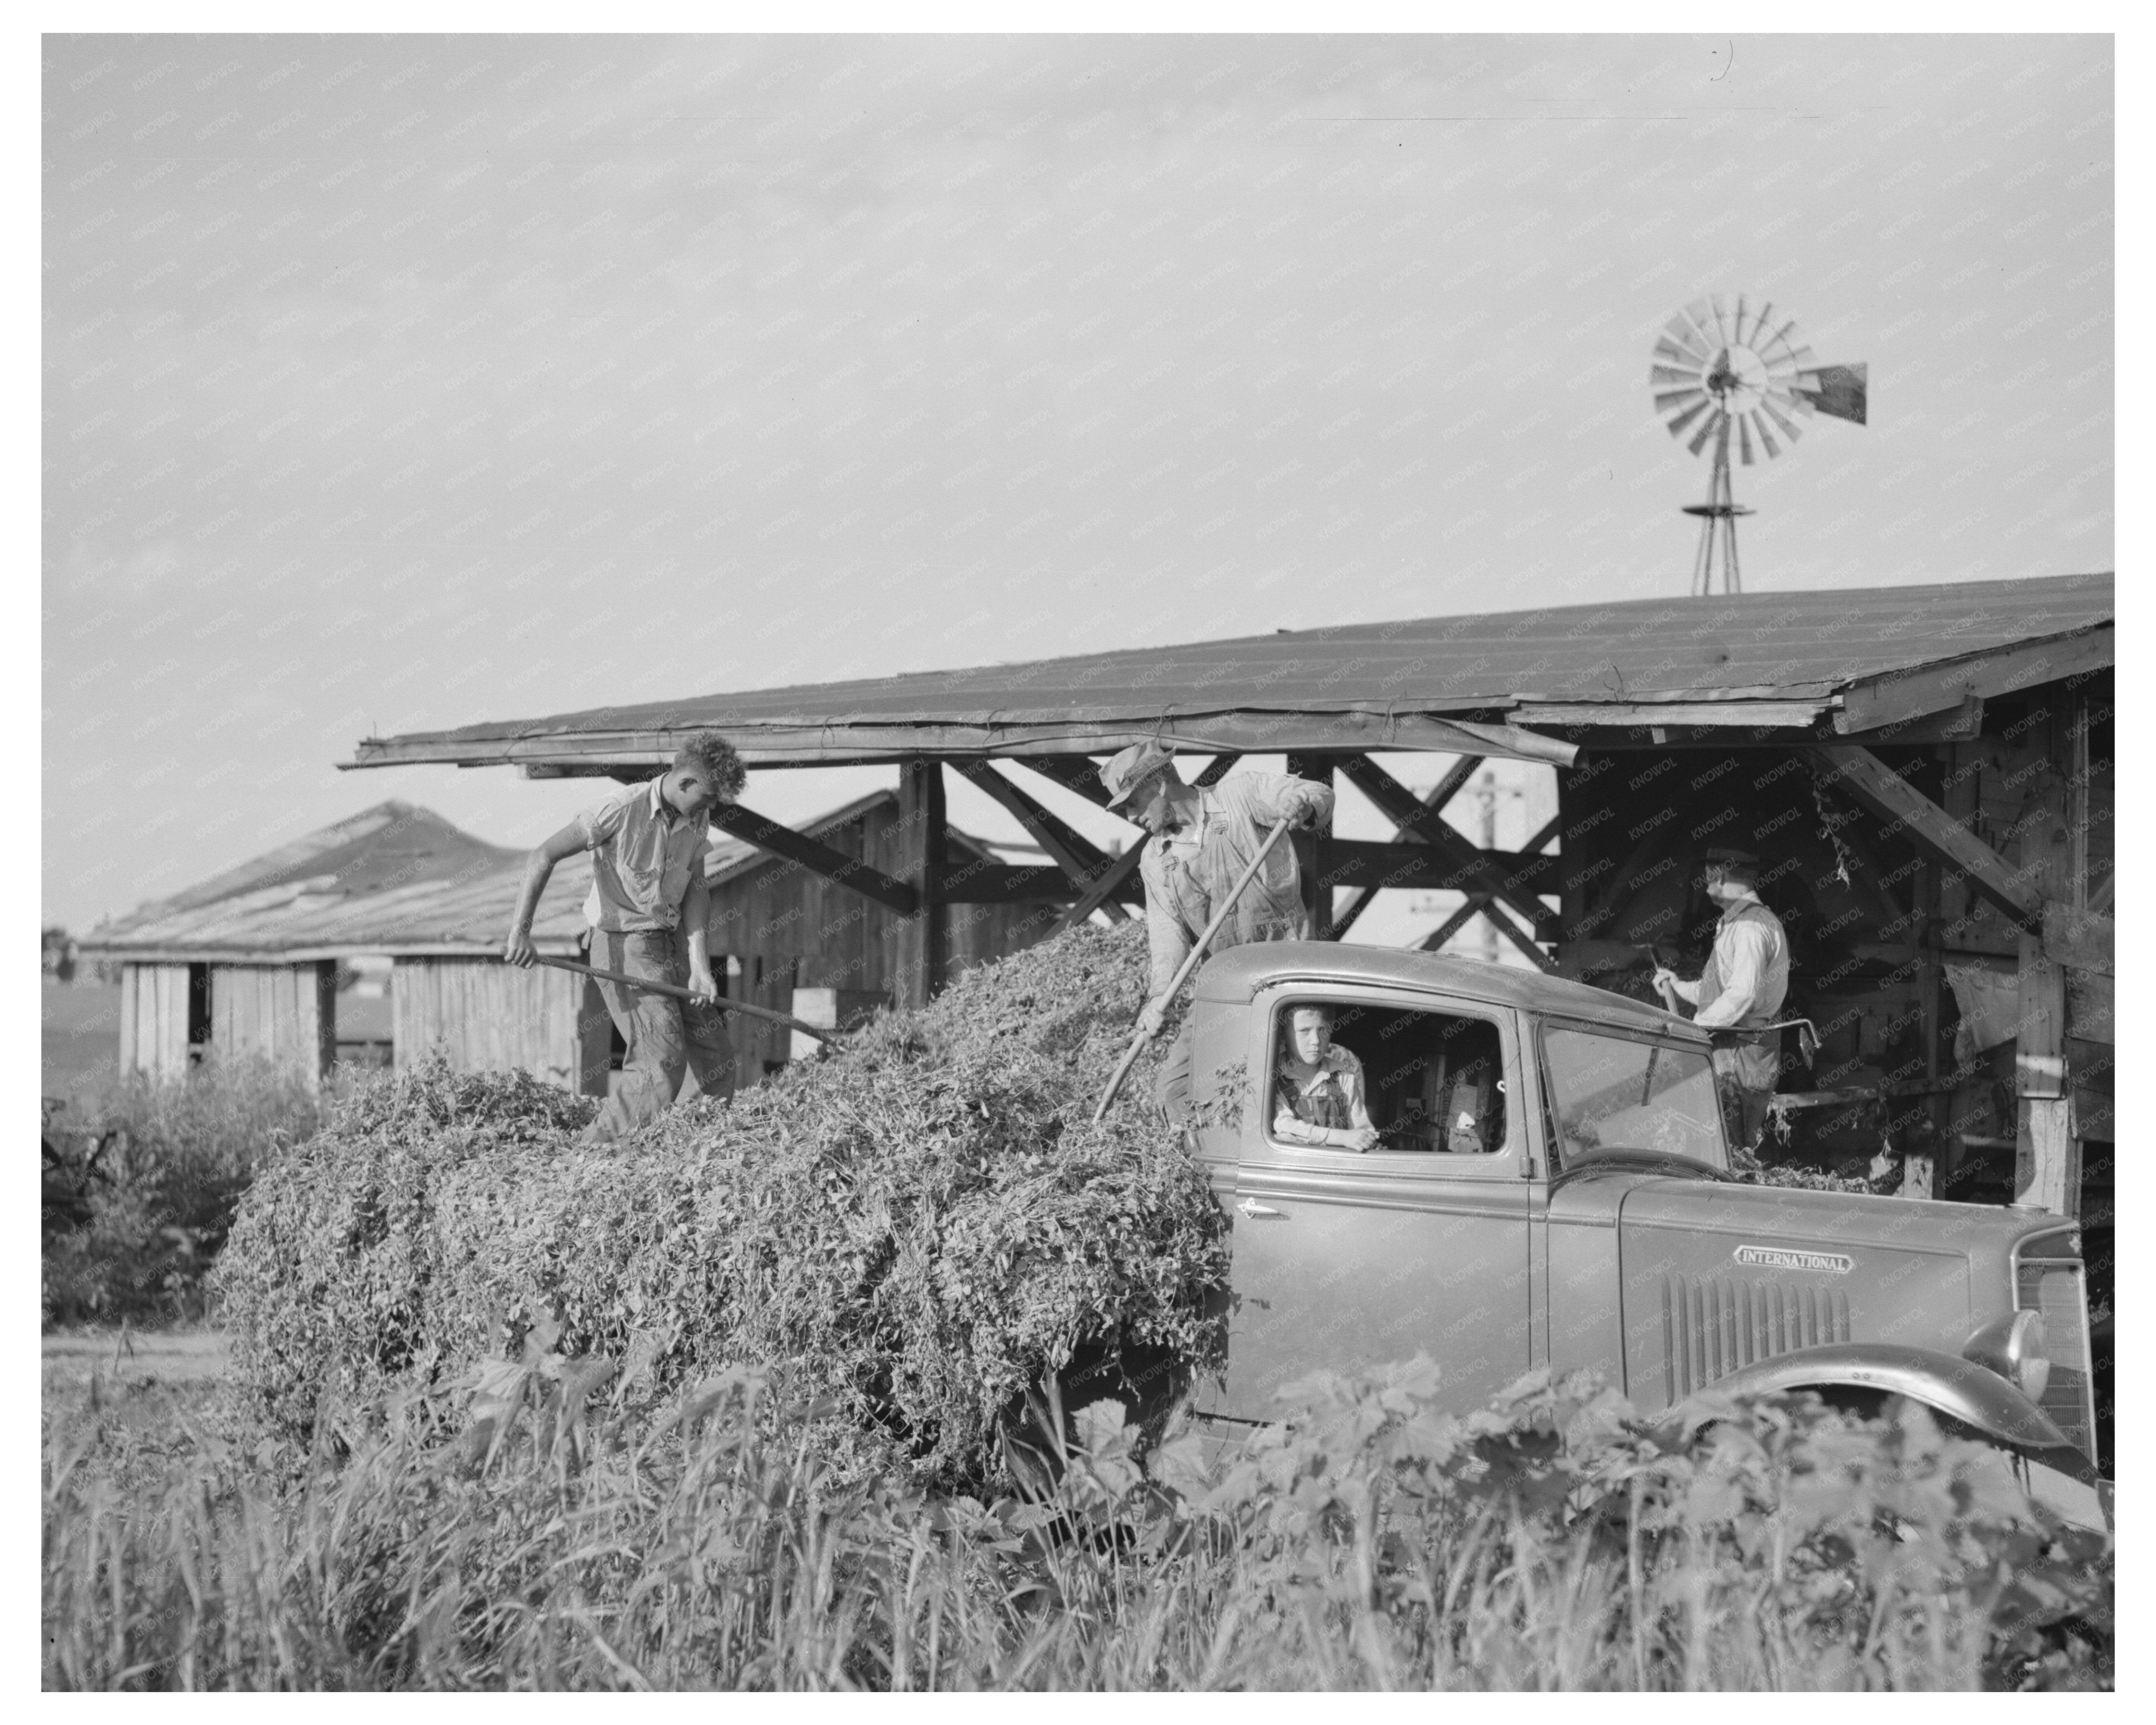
left=346, top=572, right=2111, bottom=774
left=81, top=793, right=1007, bottom=963
left=78, top=802, right=590, bottom=962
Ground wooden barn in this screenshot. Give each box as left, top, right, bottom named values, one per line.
left=76, top=802, right=602, bottom=1090
left=77, top=794, right=1061, bottom=1094
left=348, top=570, right=2111, bottom=1241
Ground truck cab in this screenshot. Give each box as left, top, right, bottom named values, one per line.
left=1176, top=942, right=2103, bottom=1494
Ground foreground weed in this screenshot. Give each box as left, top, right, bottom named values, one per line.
left=43, top=1353, right=2111, bottom=1691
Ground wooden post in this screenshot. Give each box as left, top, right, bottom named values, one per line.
left=311, top=960, right=337, bottom=1088
left=2013, top=719, right=2076, bottom=1214
left=895, top=757, right=948, bottom=1008
left=1285, top=753, right=1331, bottom=938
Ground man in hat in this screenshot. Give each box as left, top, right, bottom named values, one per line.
left=1653, top=847, right=1791, bottom=1153
left=504, top=730, right=746, bottom=1143
left=1099, top=741, right=1334, bottom=1121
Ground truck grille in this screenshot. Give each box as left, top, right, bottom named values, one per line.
left=1660, top=1274, right=1850, bottom=1401
left=2016, top=1257, right=2099, bottom=1472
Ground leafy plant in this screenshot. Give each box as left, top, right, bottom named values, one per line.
left=43, top=1056, right=324, bottom=1325
left=212, top=920, right=1228, bottom=1490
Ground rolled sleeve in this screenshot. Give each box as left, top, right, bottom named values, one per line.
left=1243, top=771, right=1334, bottom=830
left=576, top=795, right=629, bottom=852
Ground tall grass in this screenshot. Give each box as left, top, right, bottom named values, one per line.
left=43, top=1352, right=2110, bottom=1691
left=43, top=1056, right=323, bottom=1325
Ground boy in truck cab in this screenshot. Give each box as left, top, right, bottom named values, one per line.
left=1271, top=1003, right=1381, bottom=1151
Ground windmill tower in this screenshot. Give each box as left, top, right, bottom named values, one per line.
left=1651, top=295, right=1868, bottom=595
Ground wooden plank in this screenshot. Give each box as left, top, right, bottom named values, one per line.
left=1512, top=700, right=1829, bottom=729
left=953, top=759, right=1113, bottom=886
left=1834, top=628, right=2114, bottom=734
left=1835, top=695, right=1985, bottom=746
left=1813, top=745, right=2041, bottom=927
left=2065, top=969, right=2113, bottom=1045
left=118, top=967, right=139, bottom=1073
left=2042, top=901, right=2112, bottom=978
left=894, top=758, right=948, bottom=1007
left=708, top=801, right=919, bottom=916
left=938, top=861, right=1083, bottom=904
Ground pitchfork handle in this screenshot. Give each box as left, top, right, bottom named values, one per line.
left=1093, top=817, right=1295, bottom=1124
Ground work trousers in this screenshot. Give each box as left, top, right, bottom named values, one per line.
left=588, top=927, right=735, bottom=1142
left=1711, top=1035, right=1781, bottom=1154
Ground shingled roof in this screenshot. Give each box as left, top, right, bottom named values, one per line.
left=345, top=572, right=2113, bottom=774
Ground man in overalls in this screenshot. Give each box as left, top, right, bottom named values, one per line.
left=1653, top=847, right=1791, bottom=1152
left=1098, top=741, right=1334, bottom=1123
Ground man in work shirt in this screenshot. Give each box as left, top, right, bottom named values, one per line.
left=504, top=731, right=746, bottom=1142
left=1653, top=847, right=1791, bottom=1153
left=1098, top=741, right=1334, bottom=1121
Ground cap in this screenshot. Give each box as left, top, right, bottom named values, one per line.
left=1100, top=740, right=1176, bottom=808
left=1702, top=846, right=1761, bottom=883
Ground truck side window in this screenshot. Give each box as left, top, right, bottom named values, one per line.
left=1541, top=1027, right=1722, bottom=1170
left=1269, top=1000, right=1507, bottom=1155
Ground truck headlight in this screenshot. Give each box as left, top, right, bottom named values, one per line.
left=1964, top=1308, right=2050, bottom=1402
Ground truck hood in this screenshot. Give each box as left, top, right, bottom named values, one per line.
left=1550, top=1169, right=2071, bottom=1412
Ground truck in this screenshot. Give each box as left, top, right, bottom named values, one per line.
left=1045, top=941, right=2105, bottom=1508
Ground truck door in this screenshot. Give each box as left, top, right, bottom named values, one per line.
left=1199, top=984, right=1535, bottom=1423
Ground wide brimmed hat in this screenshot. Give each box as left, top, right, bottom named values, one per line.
left=1100, top=740, right=1176, bottom=808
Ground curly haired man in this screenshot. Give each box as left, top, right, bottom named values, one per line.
left=505, top=731, right=746, bottom=1141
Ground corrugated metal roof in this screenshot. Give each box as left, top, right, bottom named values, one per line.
left=81, top=793, right=1005, bottom=960
left=347, top=572, right=2112, bottom=771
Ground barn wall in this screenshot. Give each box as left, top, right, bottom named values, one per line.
left=208, top=962, right=335, bottom=1084
left=119, top=963, right=191, bottom=1079
left=392, top=957, right=591, bottom=1090
left=704, top=797, right=1063, bottom=1080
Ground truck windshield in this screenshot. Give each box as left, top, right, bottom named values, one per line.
left=1542, top=1028, right=1724, bottom=1170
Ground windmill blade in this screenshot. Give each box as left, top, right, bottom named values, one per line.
left=1657, top=325, right=1711, bottom=367
left=1665, top=398, right=1712, bottom=439
left=1760, top=397, right=1804, bottom=444
left=1796, top=361, right=1868, bottom=425
left=1654, top=388, right=1709, bottom=415
left=1737, top=413, right=1756, bottom=466
left=1707, top=294, right=1734, bottom=346
left=1750, top=410, right=1782, bottom=460
left=1687, top=407, right=1725, bottom=456
left=1650, top=363, right=1702, bottom=387
left=1745, top=299, right=1778, bottom=349
left=1679, top=301, right=1720, bottom=354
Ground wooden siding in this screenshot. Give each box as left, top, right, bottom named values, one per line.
left=208, top=963, right=334, bottom=1084
left=392, top=957, right=597, bottom=1092
left=118, top=963, right=191, bottom=1079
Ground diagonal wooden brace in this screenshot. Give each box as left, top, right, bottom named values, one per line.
left=1811, top=746, right=2042, bottom=928
left=708, top=801, right=919, bottom=917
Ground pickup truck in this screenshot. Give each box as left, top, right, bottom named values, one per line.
left=1078, top=941, right=2104, bottom=1498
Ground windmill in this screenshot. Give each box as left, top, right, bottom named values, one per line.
left=1651, top=295, right=1867, bottom=595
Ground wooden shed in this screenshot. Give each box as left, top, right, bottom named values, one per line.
left=77, top=802, right=602, bottom=1091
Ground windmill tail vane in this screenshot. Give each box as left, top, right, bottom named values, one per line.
left=1650, top=294, right=1867, bottom=596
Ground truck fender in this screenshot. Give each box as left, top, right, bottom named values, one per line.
left=1689, top=1342, right=2098, bottom=1486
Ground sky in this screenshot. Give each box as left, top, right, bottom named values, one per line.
left=41, top=32, right=2114, bottom=934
